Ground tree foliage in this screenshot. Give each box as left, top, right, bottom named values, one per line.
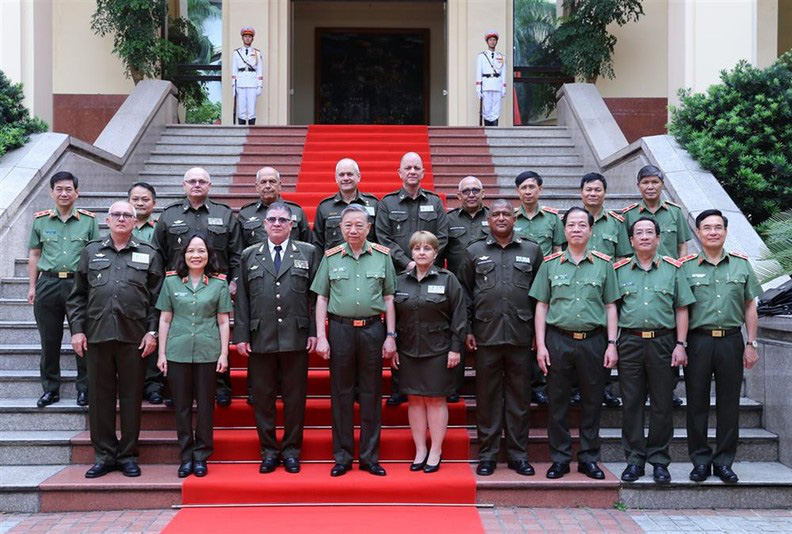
left=755, top=210, right=792, bottom=282
left=0, top=70, right=48, bottom=158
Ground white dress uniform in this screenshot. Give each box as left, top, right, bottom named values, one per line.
left=232, top=45, right=263, bottom=123
left=476, top=49, right=506, bottom=126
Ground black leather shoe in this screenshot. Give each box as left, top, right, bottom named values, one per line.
left=532, top=389, right=549, bottom=406
left=578, top=462, right=605, bottom=480
left=507, top=460, right=535, bottom=476
left=120, top=461, right=141, bottom=477
left=602, top=389, right=621, bottom=407
left=85, top=462, right=116, bottom=478
left=423, top=458, right=441, bottom=474
left=714, top=465, right=739, bottom=484
left=621, top=464, right=645, bottom=482
left=76, top=391, right=88, bottom=407
left=476, top=460, right=496, bottom=476
left=653, top=464, right=671, bottom=484
left=259, top=457, right=279, bottom=474
left=410, top=453, right=428, bottom=472
left=216, top=393, right=231, bottom=407
left=570, top=389, right=581, bottom=405
left=446, top=393, right=460, bottom=403
left=283, top=457, right=300, bottom=474
left=689, top=464, right=711, bottom=482
left=247, top=393, right=254, bottom=406
left=178, top=461, right=193, bottom=478
left=546, top=462, right=570, bottom=479
left=360, top=463, right=387, bottom=476
left=385, top=393, right=407, bottom=406
left=164, top=397, right=174, bottom=407
left=193, top=460, right=208, bottom=477
left=330, top=463, right=351, bottom=477
left=37, top=391, right=60, bottom=408
left=145, top=391, right=163, bottom=405
left=672, top=393, right=684, bottom=407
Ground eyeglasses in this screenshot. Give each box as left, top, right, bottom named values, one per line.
left=184, top=179, right=210, bottom=186
left=459, top=188, right=482, bottom=196
left=109, top=212, right=135, bottom=220
left=700, top=225, right=725, bottom=232
left=265, top=216, right=291, bottom=224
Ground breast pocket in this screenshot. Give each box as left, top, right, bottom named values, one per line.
left=87, top=260, right=111, bottom=287
left=325, top=217, right=342, bottom=245
left=247, top=268, right=266, bottom=295
left=329, top=270, right=350, bottom=286
left=418, top=208, right=438, bottom=230
left=388, top=212, right=408, bottom=238
left=291, top=268, right=309, bottom=293
left=167, top=225, right=190, bottom=253
left=726, top=275, right=748, bottom=298
left=475, top=262, right=496, bottom=291
left=582, top=278, right=603, bottom=300
left=242, top=219, right=264, bottom=243
left=366, top=270, right=385, bottom=294
left=687, top=276, right=710, bottom=298
left=550, top=277, right=573, bottom=299
left=513, top=262, right=534, bottom=289
left=207, top=224, right=228, bottom=250
left=652, top=283, right=675, bottom=308
left=125, top=260, right=149, bottom=287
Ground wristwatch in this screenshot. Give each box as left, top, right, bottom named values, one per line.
left=607, top=339, right=617, bottom=345
left=147, top=331, right=158, bottom=339
left=676, top=340, right=687, bottom=348
left=746, top=340, right=758, bottom=348
left=386, top=332, right=398, bottom=339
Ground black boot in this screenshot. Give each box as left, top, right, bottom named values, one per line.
left=238, top=119, right=247, bottom=125
left=248, top=118, right=256, bottom=125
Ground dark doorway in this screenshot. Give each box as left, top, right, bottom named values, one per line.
left=315, top=28, right=430, bottom=124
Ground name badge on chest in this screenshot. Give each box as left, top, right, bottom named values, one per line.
left=427, top=285, right=445, bottom=294
left=515, top=256, right=531, bottom=263
left=208, top=217, right=224, bottom=226
left=131, top=252, right=150, bottom=264
left=294, top=259, right=309, bottom=269
left=420, top=205, right=434, bottom=213
left=365, top=206, right=376, bottom=216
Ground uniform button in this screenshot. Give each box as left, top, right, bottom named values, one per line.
left=576, top=298, right=579, bottom=301
left=192, top=312, right=195, bottom=315
left=356, top=288, right=360, bottom=291
left=276, top=282, right=280, bottom=286
left=716, top=295, right=720, bottom=298
left=644, top=302, right=648, bottom=305
left=276, top=294, right=280, bottom=299
left=576, top=281, right=580, bottom=284
left=277, top=318, right=283, bottom=323
left=276, top=306, right=281, bottom=311
left=356, top=274, right=360, bottom=278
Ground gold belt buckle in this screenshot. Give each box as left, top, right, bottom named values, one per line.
left=58, top=272, right=69, bottom=279
left=712, top=329, right=725, bottom=338
left=353, top=319, right=365, bottom=327
left=641, top=331, right=655, bottom=339
left=573, top=332, right=585, bottom=340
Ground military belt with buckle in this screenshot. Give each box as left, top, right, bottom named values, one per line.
left=623, top=328, right=673, bottom=339
left=481, top=73, right=501, bottom=78
left=692, top=327, right=741, bottom=338
left=551, top=326, right=603, bottom=340
left=40, top=271, right=74, bottom=279
left=328, top=313, right=381, bottom=328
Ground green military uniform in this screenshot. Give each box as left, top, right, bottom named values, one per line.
left=682, top=250, right=762, bottom=468
left=529, top=249, right=620, bottom=465
left=459, top=234, right=543, bottom=462
left=589, top=209, right=631, bottom=258
left=156, top=272, right=233, bottom=462
left=312, top=191, right=379, bottom=250
left=66, top=236, right=163, bottom=465
left=29, top=207, right=99, bottom=397
left=622, top=200, right=691, bottom=258
left=310, top=241, right=396, bottom=466
left=132, top=219, right=156, bottom=244
left=238, top=199, right=310, bottom=248
left=235, top=239, right=320, bottom=461
left=513, top=205, right=566, bottom=256
left=131, top=217, right=161, bottom=398
left=614, top=255, right=695, bottom=468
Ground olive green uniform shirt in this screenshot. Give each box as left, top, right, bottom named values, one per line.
left=312, top=191, right=380, bottom=250
left=394, top=266, right=467, bottom=358
left=28, top=208, right=100, bottom=272
left=67, top=237, right=164, bottom=343
left=614, top=255, right=696, bottom=329
left=622, top=200, right=691, bottom=258
left=682, top=251, right=762, bottom=330
left=310, top=241, right=397, bottom=318
left=237, top=199, right=310, bottom=248
left=513, top=205, right=566, bottom=256
left=156, top=274, right=233, bottom=363
left=529, top=249, right=620, bottom=331
left=588, top=209, right=631, bottom=258
left=132, top=219, right=156, bottom=243
left=444, top=206, right=490, bottom=276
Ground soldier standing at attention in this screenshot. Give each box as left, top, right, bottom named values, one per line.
left=682, top=209, right=762, bottom=484
left=128, top=182, right=157, bottom=245
left=28, top=171, right=99, bottom=408
left=475, top=31, right=506, bottom=126
left=376, top=152, right=448, bottom=406
left=67, top=201, right=163, bottom=479
left=313, top=158, right=379, bottom=251
left=232, top=26, right=263, bottom=125
left=513, top=171, right=565, bottom=256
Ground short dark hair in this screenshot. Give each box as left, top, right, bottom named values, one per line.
left=563, top=206, right=593, bottom=227
left=637, top=165, right=665, bottom=183
left=174, top=232, right=221, bottom=278
left=50, top=171, right=78, bottom=189
left=515, top=170, right=543, bottom=188
left=695, top=209, right=729, bottom=229
left=580, top=172, right=607, bottom=191
left=628, top=216, right=661, bottom=238
left=266, top=201, right=293, bottom=219
left=128, top=181, right=157, bottom=199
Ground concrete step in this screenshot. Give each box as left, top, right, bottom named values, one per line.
left=484, top=127, right=570, bottom=138
left=0, top=464, right=67, bottom=512
left=0, top=430, right=79, bottom=465
left=0, top=299, right=34, bottom=321
left=0, top=399, right=88, bottom=431
left=146, top=154, right=242, bottom=165
left=488, top=146, right=578, bottom=156
left=142, top=163, right=237, bottom=174
left=488, top=155, right=581, bottom=166
left=0, top=345, right=76, bottom=370
left=156, top=135, right=249, bottom=145
left=0, top=279, right=30, bottom=299
left=0, top=369, right=77, bottom=398
left=486, top=138, right=574, bottom=148
left=0, top=320, right=69, bottom=345
left=150, top=146, right=246, bottom=156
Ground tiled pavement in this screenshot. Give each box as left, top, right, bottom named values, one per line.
left=3, top=508, right=792, bottom=533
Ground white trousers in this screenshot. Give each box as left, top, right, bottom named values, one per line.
left=482, top=91, right=503, bottom=122
left=236, top=87, right=258, bottom=121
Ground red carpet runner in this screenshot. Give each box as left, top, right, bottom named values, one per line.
left=164, top=126, right=480, bottom=533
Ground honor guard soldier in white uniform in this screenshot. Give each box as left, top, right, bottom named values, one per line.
left=476, top=31, right=507, bottom=126
left=232, top=26, right=263, bottom=125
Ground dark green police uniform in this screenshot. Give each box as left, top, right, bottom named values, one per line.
left=513, top=205, right=566, bottom=256
left=589, top=209, right=631, bottom=258
left=132, top=219, right=156, bottom=244
left=614, top=254, right=695, bottom=468
left=682, top=250, right=762, bottom=468
left=312, top=191, right=379, bottom=250
left=459, top=234, right=543, bottom=462
left=310, top=241, right=396, bottom=466
left=622, top=200, right=691, bottom=258
left=238, top=198, right=310, bottom=248
left=529, top=249, right=620, bottom=465
left=235, top=239, right=320, bottom=461
left=393, top=266, right=466, bottom=397
left=156, top=273, right=233, bottom=462
left=29, top=207, right=99, bottom=397
left=66, top=237, right=163, bottom=465
left=131, top=217, right=161, bottom=398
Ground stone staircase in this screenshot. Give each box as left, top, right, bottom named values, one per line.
left=1, top=125, right=791, bottom=512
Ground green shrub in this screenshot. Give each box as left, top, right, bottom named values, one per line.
left=755, top=210, right=792, bottom=282
left=669, top=52, right=792, bottom=225
left=186, top=98, right=221, bottom=124
left=0, top=70, right=48, bottom=158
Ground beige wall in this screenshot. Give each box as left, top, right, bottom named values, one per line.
left=781, top=0, right=792, bottom=55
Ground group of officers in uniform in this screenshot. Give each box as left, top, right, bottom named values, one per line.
left=28, top=155, right=761, bottom=485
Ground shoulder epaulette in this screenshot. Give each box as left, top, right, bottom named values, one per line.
left=77, top=209, right=95, bottom=218
left=544, top=251, right=563, bottom=262
left=662, top=256, right=682, bottom=268
left=729, top=251, right=750, bottom=260
left=239, top=200, right=258, bottom=210
left=371, top=243, right=391, bottom=254
left=209, top=200, right=232, bottom=210
left=613, top=257, right=631, bottom=269
left=212, top=273, right=227, bottom=280
left=166, top=271, right=178, bottom=276
left=34, top=210, right=50, bottom=218
left=542, top=206, right=560, bottom=214
left=665, top=200, right=682, bottom=208
left=164, top=200, right=183, bottom=209
left=285, top=199, right=303, bottom=208
left=362, top=192, right=380, bottom=201
left=325, top=245, right=344, bottom=257
left=679, top=254, right=698, bottom=263
left=608, top=210, right=625, bottom=222
left=591, top=250, right=612, bottom=262
left=382, top=191, right=400, bottom=198
left=621, top=203, right=639, bottom=213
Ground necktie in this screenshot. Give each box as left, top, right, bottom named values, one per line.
left=246, top=48, right=249, bottom=56
left=274, top=245, right=282, bottom=272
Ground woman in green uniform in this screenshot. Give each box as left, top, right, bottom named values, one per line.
left=393, top=231, right=466, bottom=473
left=157, top=233, right=232, bottom=478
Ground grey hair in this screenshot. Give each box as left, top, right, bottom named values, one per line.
left=256, top=167, right=281, bottom=181
left=341, top=204, right=369, bottom=220
left=335, top=158, right=360, bottom=175
left=108, top=201, right=137, bottom=219
left=265, top=201, right=293, bottom=219
left=637, top=164, right=665, bottom=182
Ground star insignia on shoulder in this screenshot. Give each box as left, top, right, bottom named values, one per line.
left=325, top=245, right=344, bottom=257
left=729, top=251, right=750, bottom=260
left=613, top=257, right=631, bottom=269
left=662, top=256, right=683, bottom=268
left=591, top=250, right=612, bottom=262
left=679, top=254, right=698, bottom=263
left=371, top=243, right=390, bottom=254
left=544, top=251, right=564, bottom=262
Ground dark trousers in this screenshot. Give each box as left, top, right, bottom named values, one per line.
left=451, top=348, right=466, bottom=396
left=86, top=341, right=145, bottom=464
left=685, top=330, right=744, bottom=467
left=390, top=367, right=402, bottom=396
left=169, top=361, right=216, bottom=462
left=475, top=344, right=531, bottom=462
left=216, top=369, right=231, bottom=397
left=143, top=353, right=163, bottom=396
left=328, top=319, right=384, bottom=465
left=545, top=328, right=607, bottom=464
left=34, top=276, right=87, bottom=394
left=618, top=332, right=675, bottom=467
left=249, top=350, right=308, bottom=460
